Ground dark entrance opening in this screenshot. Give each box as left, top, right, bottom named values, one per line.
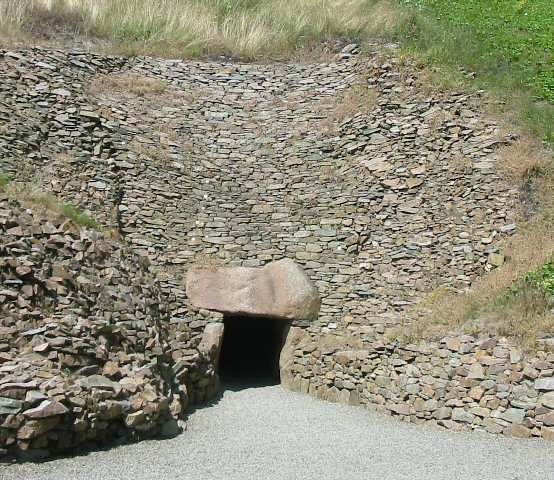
left=218, top=315, right=289, bottom=388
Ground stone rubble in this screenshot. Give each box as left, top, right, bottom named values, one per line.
left=0, top=43, right=552, bottom=462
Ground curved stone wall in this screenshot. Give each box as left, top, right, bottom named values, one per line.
left=1, top=45, right=552, bottom=447
left=280, top=328, right=554, bottom=440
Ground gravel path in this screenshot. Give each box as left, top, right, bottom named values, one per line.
left=2, top=385, right=553, bottom=480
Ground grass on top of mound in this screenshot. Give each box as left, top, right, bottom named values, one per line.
left=402, top=0, right=554, bottom=104
left=1, top=0, right=551, bottom=146
left=1, top=1, right=552, bottom=137
left=0, top=0, right=402, bottom=58
left=397, top=0, right=554, bottom=145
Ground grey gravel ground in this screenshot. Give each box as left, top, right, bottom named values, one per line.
left=2, top=385, right=553, bottom=480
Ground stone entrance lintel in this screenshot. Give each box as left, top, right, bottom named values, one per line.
left=185, top=258, right=321, bottom=323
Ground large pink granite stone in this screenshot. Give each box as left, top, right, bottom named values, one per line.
left=186, top=258, right=321, bottom=322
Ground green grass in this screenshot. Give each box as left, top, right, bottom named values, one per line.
left=59, top=203, right=98, bottom=229
left=479, top=258, right=554, bottom=350
left=512, top=257, right=554, bottom=297
left=1, top=178, right=98, bottom=229
left=397, top=0, right=554, bottom=144
left=0, top=171, right=9, bottom=188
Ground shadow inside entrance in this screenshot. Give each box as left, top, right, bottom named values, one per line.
left=218, top=314, right=289, bottom=391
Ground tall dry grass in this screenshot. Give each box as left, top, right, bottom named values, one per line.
left=0, top=0, right=401, bottom=58
left=0, top=0, right=27, bottom=34
left=391, top=133, right=554, bottom=351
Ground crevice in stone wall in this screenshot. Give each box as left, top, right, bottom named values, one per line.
left=113, top=179, right=126, bottom=239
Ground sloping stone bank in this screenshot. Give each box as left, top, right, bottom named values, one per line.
left=0, top=46, right=520, bottom=344
left=281, top=328, right=554, bottom=440
left=0, top=194, right=217, bottom=460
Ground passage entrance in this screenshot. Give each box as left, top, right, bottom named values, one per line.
left=218, top=315, right=289, bottom=387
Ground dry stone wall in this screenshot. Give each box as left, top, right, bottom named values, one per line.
left=1, top=44, right=552, bottom=449
left=281, top=328, right=554, bottom=440
left=0, top=194, right=218, bottom=460
left=1, top=46, right=519, bottom=338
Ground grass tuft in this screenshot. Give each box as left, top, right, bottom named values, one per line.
left=320, top=84, right=378, bottom=131
left=59, top=202, right=98, bottom=229
left=2, top=179, right=98, bottom=229
left=87, top=73, right=167, bottom=97
left=514, top=258, right=554, bottom=297
left=0, top=171, right=10, bottom=188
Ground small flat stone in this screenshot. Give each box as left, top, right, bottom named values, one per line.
left=79, top=375, right=118, bottom=391
left=52, top=88, right=71, bottom=97
left=540, top=392, right=554, bottom=409
left=535, top=378, right=554, bottom=391
left=23, top=400, right=69, bottom=419
left=500, top=408, right=525, bottom=425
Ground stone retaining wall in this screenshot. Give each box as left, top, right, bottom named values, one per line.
left=1, top=46, right=520, bottom=346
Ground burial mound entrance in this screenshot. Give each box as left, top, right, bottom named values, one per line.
left=186, top=259, right=321, bottom=387
left=219, top=315, right=290, bottom=386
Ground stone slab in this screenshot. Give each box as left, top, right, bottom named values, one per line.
left=186, top=259, right=321, bottom=322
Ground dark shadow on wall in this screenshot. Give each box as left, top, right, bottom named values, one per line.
left=218, top=314, right=289, bottom=390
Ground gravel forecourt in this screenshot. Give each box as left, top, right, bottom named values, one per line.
left=2, top=385, right=553, bottom=480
